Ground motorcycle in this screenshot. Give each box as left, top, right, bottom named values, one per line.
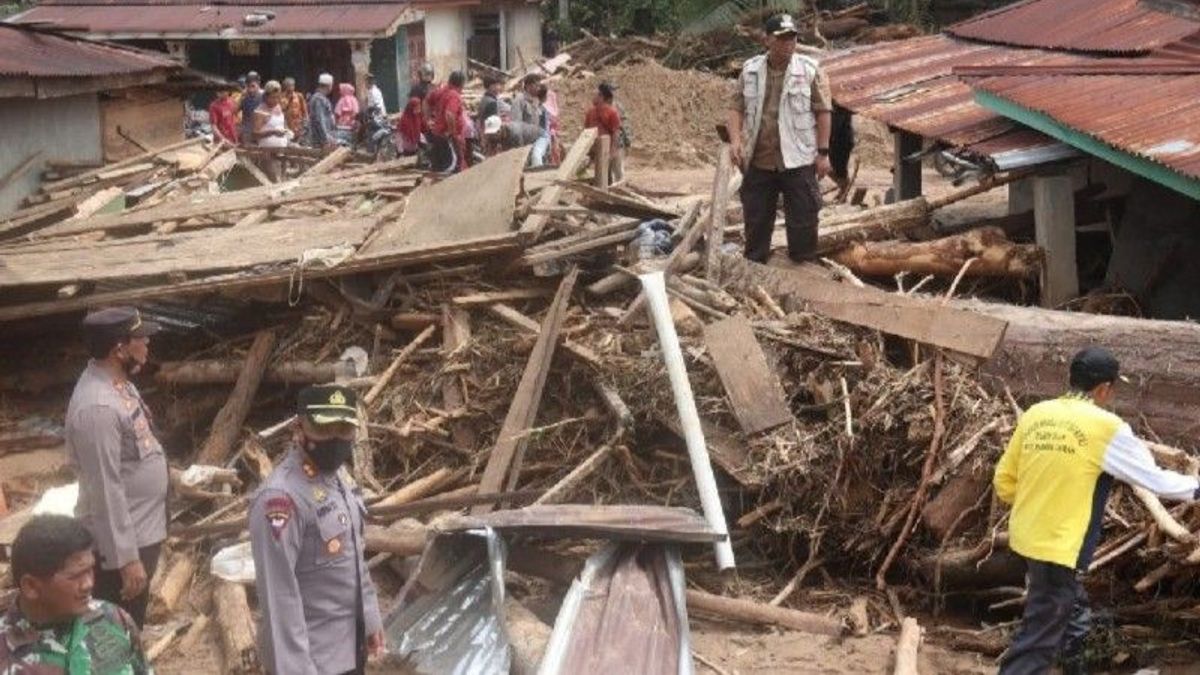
left=363, top=105, right=398, bottom=162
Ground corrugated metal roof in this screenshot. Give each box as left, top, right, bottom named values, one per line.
left=824, top=34, right=1091, bottom=160
left=971, top=72, right=1200, bottom=181
left=946, top=0, right=1200, bottom=55
left=0, top=23, right=178, bottom=78
left=10, top=3, right=417, bottom=38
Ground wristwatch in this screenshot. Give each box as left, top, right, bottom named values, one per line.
left=817, top=148, right=830, bottom=157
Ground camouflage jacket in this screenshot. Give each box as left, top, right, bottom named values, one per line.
left=0, top=598, right=152, bottom=674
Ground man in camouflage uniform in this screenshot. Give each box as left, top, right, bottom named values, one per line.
left=249, top=384, right=384, bottom=675
left=0, top=515, right=150, bottom=674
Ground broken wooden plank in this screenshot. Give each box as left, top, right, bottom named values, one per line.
left=705, top=144, right=732, bottom=280
left=519, top=127, right=598, bottom=241
left=442, top=504, right=721, bottom=543
left=452, top=288, right=553, bottom=306
left=441, top=305, right=478, bottom=450
left=0, top=232, right=521, bottom=322
left=196, top=330, right=277, bottom=466
left=473, top=268, right=579, bottom=512
left=364, top=324, right=439, bottom=409
left=720, top=254, right=1008, bottom=360
left=702, top=316, right=793, bottom=434
left=487, top=303, right=602, bottom=369
left=559, top=180, right=681, bottom=220
left=303, top=146, right=352, bottom=176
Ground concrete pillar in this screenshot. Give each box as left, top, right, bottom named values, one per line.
left=1033, top=174, right=1078, bottom=308
left=891, top=130, right=922, bottom=203
left=350, top=40, right=372, bottom=105
left=1008, top=176, right=1035, bottom=214
left=165, top=40, right=189, bottom=65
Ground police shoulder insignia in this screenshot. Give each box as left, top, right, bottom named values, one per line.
left=327, top=537, right=342, bottom=554
left=264, top=495, right=294, bottom=540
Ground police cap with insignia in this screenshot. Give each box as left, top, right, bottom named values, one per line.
left=297, top=384, right=358, bottom=425
left=764, top=13, right=798, bottom=36
left=82, top=306, right=161, bottom=355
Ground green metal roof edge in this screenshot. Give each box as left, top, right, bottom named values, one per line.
left=974, top=89, right=1200, bottom=200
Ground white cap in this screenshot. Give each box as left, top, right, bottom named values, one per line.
left=317, top=73, right=334, bottom=86
left=483, top=115, right=502, bottom=136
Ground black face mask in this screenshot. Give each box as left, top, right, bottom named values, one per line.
left=305, top=437, right=354, bottom=473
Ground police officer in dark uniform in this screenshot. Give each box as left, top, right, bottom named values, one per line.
left=64, top=307, right=169, bottom=628
left=249, top=385, right=384, bottom=675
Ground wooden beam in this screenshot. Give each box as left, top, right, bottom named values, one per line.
left=195, top=330, right=276, bottom=466
left=473, top=268, right=579, bottom=512
left=452, top=288, right=553, bottom=306
left=891, top=130, right=922, bottom=202
left=441, top=305, right=477, bottom=450
left=518, top=127, right=598, bottom=241
left=487, top=302, right=602, bottom=368
left=1033, top=173, right=1078, bottom=307
left=705, top=144, right=732, bottom=280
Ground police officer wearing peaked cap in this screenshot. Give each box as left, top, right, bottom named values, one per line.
left=249, top=384, right=384, bottom=675
left=64, top=306, right=169, bottom=628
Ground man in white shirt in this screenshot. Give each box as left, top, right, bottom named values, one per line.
left=366, top=73, right=386, bottom=116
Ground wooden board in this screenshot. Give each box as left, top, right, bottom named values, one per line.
left=702, top=316, right=793, bottom=434
left=720, top=254, right=1008, bottom=360
left=0, top=216, right=374, bottom=287
left=472, top=269, right=578, bottom=513
left=101, top=92, right=184, bottom=162
left=518, top=128, right=598, bottom=241
left=360, top=146, right=527, bottom=255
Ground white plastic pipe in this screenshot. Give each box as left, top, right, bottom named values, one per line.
left=639, top=271, right=736, bottom=570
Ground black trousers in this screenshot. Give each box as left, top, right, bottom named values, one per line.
left=739, top=164, right=821, bottom=263
left=93, top=542, right=162, bottom=628
left=999, top=557, right=1091, bottom=675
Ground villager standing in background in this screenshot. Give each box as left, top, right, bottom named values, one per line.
left=239, top=71, right=264, bottom=145
left=281, top=77, right=309, bottom=140
left=64, top=307, right=169, bottom=628
left=727, top=13, right=832, bottom=263
left=208, top=86, right=240, bottom=146
left=253, top=80, right=290, bottom=180
left=584, top=82, right=622, bottom=184
left=994, top=347, right=1200, bottom=675
left=430, top=70, right=468, bottom=173
left=365, top=73, right=386, bottom=116
left=308, top=73, right=338, bottom=150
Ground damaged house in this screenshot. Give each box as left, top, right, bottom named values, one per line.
left=10, top=0, right=544, bottom=113
left=825, top=0, right=1200, bottom=319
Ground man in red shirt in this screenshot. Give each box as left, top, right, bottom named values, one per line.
left=430, top=71, right=468, bottom=173
left=584, top=82, right=622, bottom=184
left=208, top=87, right=240, bottom=145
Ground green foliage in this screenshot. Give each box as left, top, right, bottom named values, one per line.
left=867, top=0, right=933, bottom=29
left=546, top=0, right=806, bottom=41
left=679, top=0, right=805, bottom=36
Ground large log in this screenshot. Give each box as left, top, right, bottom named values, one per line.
left=213, top=580, right=258, bottom=674
left=958, top=300, right=1200, bottom=444
left=148, top=552, right=197, bottom=622
left=196, top=330, right=277, bottom=466
left=831, top=227, right=1042, bottom=278
left=684, top=589, right=844, bottom=636
left=156, top=359, right=342, bottom=385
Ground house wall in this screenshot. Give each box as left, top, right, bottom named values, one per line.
left=0, top=93, right=103, bottom=216
left=424, top=8, right=469, bottom=82
left=101, top=88, right=184, bottom=162
left=504, top=4, right=543, bottom=71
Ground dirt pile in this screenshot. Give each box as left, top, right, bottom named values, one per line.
left=554, top=60, right=731, bottom=168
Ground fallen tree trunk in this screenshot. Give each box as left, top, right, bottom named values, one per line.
left=213, top=580, right=258, bottom=674
left=684, top=589, right=843, bottom=636
left=196, top=330, right=276, bottom=465
left=957, top=299, right=1200, bottom=445
left=156, top=359, right=343, bottom=385
left=831, top=227, right=1042, bottom=278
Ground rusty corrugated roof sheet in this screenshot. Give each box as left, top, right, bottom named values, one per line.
left=970, top=70, right=1200, bottom=182
left=0, top=23, right=178, bottom=78
left=946, top=0, right=1200, bottom=54
left=10, top=3, right=416, bottom=38
left=824, top=34, right=1093, bottom=160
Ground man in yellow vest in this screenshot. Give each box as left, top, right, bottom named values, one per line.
left=995, top=347, right=1200, bottom=674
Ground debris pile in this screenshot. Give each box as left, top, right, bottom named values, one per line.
left=2, top=129, right=1200, bottom=672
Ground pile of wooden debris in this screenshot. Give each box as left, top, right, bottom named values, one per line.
left=3, top=129, right=1200, bottom=672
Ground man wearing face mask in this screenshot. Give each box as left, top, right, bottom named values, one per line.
left=249, top=384, right=384, bottom=675
left=65, top=306, right=168, bottom=628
